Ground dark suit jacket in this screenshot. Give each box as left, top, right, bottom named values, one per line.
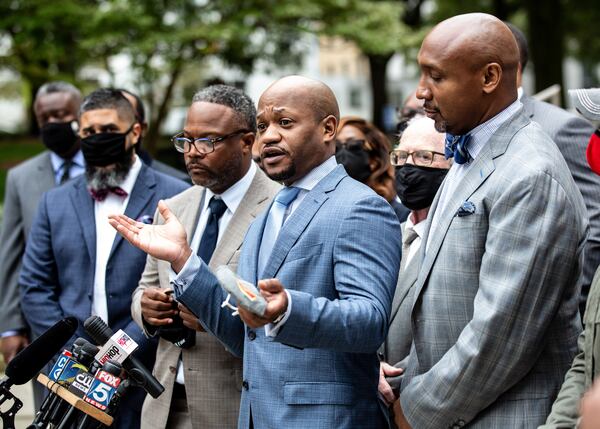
left=19, top=163, right=188, bottom=428
left=522, top=95, right=600, bottom=313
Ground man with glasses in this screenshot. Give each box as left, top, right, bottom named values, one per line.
left=378, top=116, right=451, bottom=427
left=131, top=85, right=279, bottom=429
left=19, top=88, right=188, bottom=428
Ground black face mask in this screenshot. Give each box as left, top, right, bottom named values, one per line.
left=395, top=164, right=448, bottom=210
left=336, top=146, right=371, bottom=183
left=81, top=124, right=136, bottom=167
left=40, top=121, right=79, bottom=156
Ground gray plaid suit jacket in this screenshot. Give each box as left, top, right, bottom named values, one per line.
left=522, top=95, right=600, bottom=314
left=399, top=108, right=589, bottom=428
left=131, top=167, right=280, bottom=429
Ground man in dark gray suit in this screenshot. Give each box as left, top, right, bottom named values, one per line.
left=378, top=116, right=450, bottom=419
left=507, top=23, right=600, bottom=314
left=0, top=81, right=84, bottom=377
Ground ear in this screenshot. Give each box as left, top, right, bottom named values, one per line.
left=131, top=123, right=143, bottom=144
left=482, top=63, right=502, bottom=94
left=240, top=132, right=255, bottom=154
left=322, top=115, right=338, bottom=143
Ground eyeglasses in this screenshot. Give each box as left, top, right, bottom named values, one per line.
left=335, top=138, right=373, bottom=152
left=390, top=149, right=446, bottom=167
left=171, top=130, right=248, bottom=154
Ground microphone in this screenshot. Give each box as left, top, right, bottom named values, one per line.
left=1, top=317, right=78, bottom=388
left=83, top=316, right=164, bottom=398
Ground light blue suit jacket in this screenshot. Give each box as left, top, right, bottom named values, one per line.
left=178, top=165, right=401, bottom=428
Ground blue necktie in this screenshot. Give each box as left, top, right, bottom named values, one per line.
left=445, top=133, right=472, bottom=164
left=258, top=186, right=301, bottom=275
left=198, top=197, right=228, bottom=263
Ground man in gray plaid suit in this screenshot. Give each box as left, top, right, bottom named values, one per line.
left=398, top=13, right=589, bottom=428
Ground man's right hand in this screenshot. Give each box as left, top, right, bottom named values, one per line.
left=1, top=334, right=29, bottom=363
left=379, top=361, right=403, bottom=406
left=141, top=289, right=179, bottom=326
left=109, top=200, right=192, bottom=272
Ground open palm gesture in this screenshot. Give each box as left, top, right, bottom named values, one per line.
left=109, top=200, right=191, bottom=270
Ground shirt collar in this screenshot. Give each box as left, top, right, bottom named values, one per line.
left=517, top=87, right=524, bottom=100
left=406, top=212, right=426, bottom=239
left=120, top=155, right=143, bottom=195
left=290, top=155, right=338, bottom=192
left=49, top=149, right=85, bottom=173
left=463, top=98, right=522, bottom=161
left=204, top=161, right=257, bottom=214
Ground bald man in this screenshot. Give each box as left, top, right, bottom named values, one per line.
left=110, top=76, right=401, bottom=428
left=397, top=14, right=588, bottom=428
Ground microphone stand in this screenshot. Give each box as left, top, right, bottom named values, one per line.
left=0, top=384, right=23, bottom=429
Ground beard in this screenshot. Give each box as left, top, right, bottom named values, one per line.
left=265, top=162, right=296, bottom=183
left=85, top=148, right=134, bottom=192
left=186, top=149, right=243, bottom=190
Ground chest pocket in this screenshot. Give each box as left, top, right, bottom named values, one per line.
left=285, top=242, right=323, bottom=263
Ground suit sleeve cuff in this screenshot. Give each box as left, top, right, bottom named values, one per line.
left=1, top=330, right=22, bottom=338
left=170, top=253, right=201, bottom=296
left=264, top=290, right=292, bottom=337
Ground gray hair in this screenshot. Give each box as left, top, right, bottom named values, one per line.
left=192, top=85, right=257, bottom=133
left=36, top=81, right=82, bottom=102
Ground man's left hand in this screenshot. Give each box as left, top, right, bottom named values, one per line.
left=238, top=278, right=288, bottom=328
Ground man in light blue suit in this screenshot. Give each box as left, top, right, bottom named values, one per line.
left=110, top=76, right=402, bottom=428
left=20, top=88, right=188, bottom=428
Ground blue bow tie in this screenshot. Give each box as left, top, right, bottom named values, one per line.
left=445, top=133, right=472, bottom=164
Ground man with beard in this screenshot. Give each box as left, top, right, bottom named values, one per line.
left=19, top=88, right=188, bottom=428
left=378, top=116, right=451, bottom=426
left=0, top=81, right=84, bottom=407
left=109, top=75, right=401, bottom=428
left=397, top=14, right=587, bottom=428
left=130, top=85, right=279, bottom=428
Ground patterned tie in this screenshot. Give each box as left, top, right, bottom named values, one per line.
left=445, top=133, right=472, bottom=164
left=60, top=159, right=72, bottom=184
left=258, top=186, right=301, bottom=275
left=89, top=187, right=128, bottom=202
left=197, top=197, right=228, bottom=264
left=399, top=225, right=419, bottom=273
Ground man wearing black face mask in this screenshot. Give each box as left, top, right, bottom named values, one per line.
left=378, top=115, right=450, bottom=427
left=0, top=81, right=85, bottom=407
left=19, top=88, right=188, bottom=428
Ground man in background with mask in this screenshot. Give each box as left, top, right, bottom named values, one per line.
left=0, top=81, right=85, bottom=406
left=19, top=88, right=188, bottom=428
left=378, top=115, right=450, bottom=427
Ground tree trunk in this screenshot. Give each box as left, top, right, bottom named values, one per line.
left=525, top=0, right=565, bottom=105
left=145, top=61, right=184, bottom=155
left=368, top=53, right=392, bottom=131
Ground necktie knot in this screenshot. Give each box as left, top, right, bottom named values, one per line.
left=445, top=133, right=472, bottom=164
left=403, top=225, right=419, bottom=246
left=60, top=159, right=73, bottom=184
left=208, top=197, right=228, bottom=218
left=275, top=186, right=300, bottom=207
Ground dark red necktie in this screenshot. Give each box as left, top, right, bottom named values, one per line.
left=89, top=187, right=128, bottom=202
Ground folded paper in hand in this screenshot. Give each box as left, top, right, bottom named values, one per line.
left=215, top=265, right=267, bottom=317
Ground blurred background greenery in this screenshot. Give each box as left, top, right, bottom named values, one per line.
left=0, top=0, right=599, bottom=209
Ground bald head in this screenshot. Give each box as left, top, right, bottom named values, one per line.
left=416, top=13, right=520, bottom=134
left=261, top=75, right=340, bottom=123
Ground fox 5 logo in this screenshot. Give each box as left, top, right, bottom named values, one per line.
left=84, top=378, right=117, bottom=410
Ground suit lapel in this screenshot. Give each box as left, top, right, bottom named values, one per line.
left=70, top=178, right=96, bottom=260
left=109, top=165, right=156, bottom=258
left=261, top=166, right=345, bottom=279
left=209, top=168, right=274, bottom=270
left=34, top=152, right=57, bottom=196
left=413, top=110, right=529, bottom=302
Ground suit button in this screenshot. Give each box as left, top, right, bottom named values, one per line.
left=458, top=420, right=465, bottom=427
left=169, top=366, right=176, bottom=374
left=248, top=330, right=256, bottom=341
left=242, top=380, right=249, bottom=390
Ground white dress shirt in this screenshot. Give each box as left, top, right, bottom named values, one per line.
left=92, top=155, right=142, bottom=323
left=426, top=100, right=522, bottom=252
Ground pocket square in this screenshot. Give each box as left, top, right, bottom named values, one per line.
left=456, top=201, right=476, bottom=217
left=136, top=214, right=154, bottom=224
